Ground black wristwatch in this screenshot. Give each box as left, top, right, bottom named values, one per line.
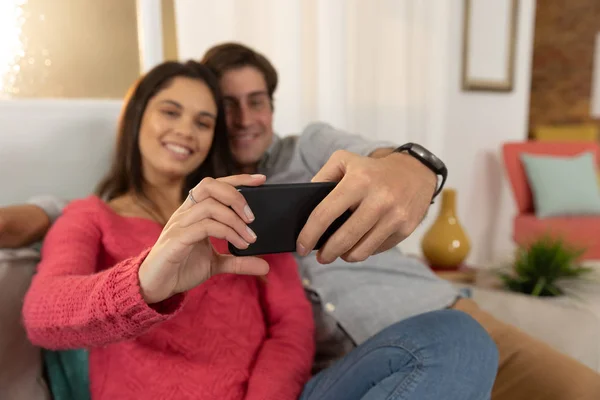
left=394, top=143, right=448, bottom=202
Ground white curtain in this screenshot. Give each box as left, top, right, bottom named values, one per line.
left=173, top=0, right=451, bottom=157
left=169, top=0, right=464, bottom=259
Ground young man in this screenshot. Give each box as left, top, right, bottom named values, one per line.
left=3, top=43, right=600, bottom=399
left=202, top=43, right=600, bottom=400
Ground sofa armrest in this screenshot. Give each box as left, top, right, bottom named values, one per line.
left=0, top=249, right=50, bottom=399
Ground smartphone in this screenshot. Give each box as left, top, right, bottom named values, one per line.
left=228, top=182, right=352, bottom=256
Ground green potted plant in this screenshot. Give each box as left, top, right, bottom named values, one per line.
left=499, top=236, right=592, bottom=297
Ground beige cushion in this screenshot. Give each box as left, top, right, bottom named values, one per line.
left=469, top=285, right=600, bottom=372
left=0, top=249, right=50, bottom=400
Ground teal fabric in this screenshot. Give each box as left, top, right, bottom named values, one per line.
left=43, top=349, right=90, bottom=400
left=521, top=152, right=600, bottom=218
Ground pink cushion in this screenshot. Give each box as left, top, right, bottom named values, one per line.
left=514, top=214, right=600, bottom=259
left=502, top=142, right=599, bottom=214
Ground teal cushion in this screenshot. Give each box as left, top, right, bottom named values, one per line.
left=43, top=349, right=90, bottom=400
left=520, top=152, right=600, bottom=218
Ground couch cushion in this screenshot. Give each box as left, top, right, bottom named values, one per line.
left=520, top=152, right=600, bottom=217
left=514, top=214, right=600, bottom=259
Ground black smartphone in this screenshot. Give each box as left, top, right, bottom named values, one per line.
left=228, top=182, right=352, bottom=256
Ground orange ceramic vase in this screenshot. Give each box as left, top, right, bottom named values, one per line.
left=421, top=188, right=471, bottom=270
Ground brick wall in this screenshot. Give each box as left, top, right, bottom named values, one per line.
left=528, top=0, right=600, bottom=129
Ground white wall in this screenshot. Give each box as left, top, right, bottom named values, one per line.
left=402, top=0, right=537, bottom=266
left=174, top=0, right=537, bottom=266
left=446, top=0, right=536, bottom=266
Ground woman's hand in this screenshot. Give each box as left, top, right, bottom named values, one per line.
left=138, top=174, right=269, bottom=304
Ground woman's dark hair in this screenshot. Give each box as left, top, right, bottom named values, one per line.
left=96, top=60, right=234, bottom=203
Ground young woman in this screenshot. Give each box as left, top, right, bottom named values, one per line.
left=21, top=60, right=499, bottom=400
left=22, top=60, right=314, bottom=400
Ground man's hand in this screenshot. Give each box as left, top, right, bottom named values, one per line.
left=0, top=205, right=51, bottom=248
left=296, top=150, right=437, bottom=264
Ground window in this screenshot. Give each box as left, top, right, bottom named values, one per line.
left=0, top=0, right=143, bottom=99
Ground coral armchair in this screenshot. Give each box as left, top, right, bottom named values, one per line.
left=502, top=141, right=600, bottom=260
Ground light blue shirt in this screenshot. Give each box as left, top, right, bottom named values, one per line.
left=259, top=122, right=460, bottom=345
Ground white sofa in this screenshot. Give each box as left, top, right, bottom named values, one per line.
left=0, top=99, right=121, bottom=398
left=0, top=99, right=599, bottom=399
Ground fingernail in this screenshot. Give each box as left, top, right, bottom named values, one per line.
left=251, top=174, right=265, bottom=179
left=244, top=205, right=255, bottom=221
left=297, top=243, right=307, bottom=256
left=246, top=226, right=257, bottom=239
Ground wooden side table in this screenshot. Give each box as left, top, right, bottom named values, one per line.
left=432, top=265, right=478, bottom=284
left=404, top=254, right=479, bottom=284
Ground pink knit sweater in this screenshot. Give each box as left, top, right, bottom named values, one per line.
left=23, top=196, right=315, bottom=400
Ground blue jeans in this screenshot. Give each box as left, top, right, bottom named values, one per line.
left=300, top=309, right=498, bottom=400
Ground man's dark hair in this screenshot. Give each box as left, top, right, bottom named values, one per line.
left=201, top=42, right=278, bottom=100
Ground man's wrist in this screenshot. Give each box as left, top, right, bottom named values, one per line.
left=368, top=147, right=396, bottom=159
left=392, top=143, right=447, bottom=201
left=387, top=152, right=437, bottom=192
left=0, top=205, right=51, bottom=248
left=371, top=148, right=438, bottom=195
left=369, top=144, right=445, bottom=201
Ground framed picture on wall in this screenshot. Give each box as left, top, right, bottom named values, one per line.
left=462, top=0, right=519, bottom=92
